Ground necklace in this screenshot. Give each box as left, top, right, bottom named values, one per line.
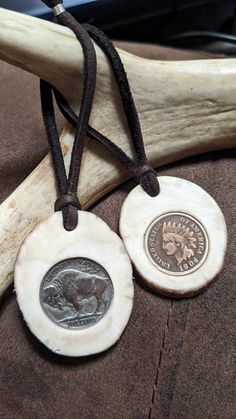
left=15, top=1, right=228, bottom=357
left=14, top=7, right=133, bottom=357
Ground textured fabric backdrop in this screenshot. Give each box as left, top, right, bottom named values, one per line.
left=0, top=42, right=235, bottom=419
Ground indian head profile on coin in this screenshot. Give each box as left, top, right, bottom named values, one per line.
left=145, top=212, right=208, bottom=276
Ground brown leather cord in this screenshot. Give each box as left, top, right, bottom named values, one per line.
left=51, top=22, right=160, bottom=196
left=53, top=87, right=158, bottom=182
left=41, top=0, right=159, bottom=232
left=84, top=24, right=159, bottom=197
left=40, top=4, right=97, bottom=231
left=84, top=25, right=146, bottom=165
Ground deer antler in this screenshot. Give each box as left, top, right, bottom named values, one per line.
left=0, top=7, right=235, bottom=296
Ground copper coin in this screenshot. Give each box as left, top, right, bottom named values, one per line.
left=145, top=212, right=209, bottom=276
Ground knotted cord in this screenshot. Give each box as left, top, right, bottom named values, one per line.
left=40, top=0, right=159, bottom=232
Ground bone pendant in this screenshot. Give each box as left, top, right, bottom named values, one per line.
left=0, top=8, right=235, bottom=297
left=15, top=211, right=134, bottom=356
left=119, top=176, right=227, bottom=297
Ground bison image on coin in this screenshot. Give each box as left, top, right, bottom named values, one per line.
left=40, top=257, right=113, bottom=329
left=145, top=212, right=209, bottom=276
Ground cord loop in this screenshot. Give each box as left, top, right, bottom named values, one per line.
left=40, top=5, right=160, bottom=231
left=54, top=193, right=81, bottom=212
left=52, top=25, right=161, bottom=198
left=40, top=11, right=97, bottom=231
left=138, top=168, right=160, bottom=197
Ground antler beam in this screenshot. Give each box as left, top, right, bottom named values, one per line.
left=0, top=7, right=235, bottom=296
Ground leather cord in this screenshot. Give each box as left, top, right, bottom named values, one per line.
left=83, top=24, right=160, bottom=196
left=40, top=0, right=159, bottom=232
left=54, top=22, right=160, bottom=196
left=53, top=87, right=159, bottom=186
left=40, top=4, right=97, bottom=231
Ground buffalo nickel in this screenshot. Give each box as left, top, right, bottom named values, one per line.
left=40, top=257, right=113, bottom=330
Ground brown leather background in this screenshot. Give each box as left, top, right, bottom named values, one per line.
left=0, top=42, right=235, bottom=419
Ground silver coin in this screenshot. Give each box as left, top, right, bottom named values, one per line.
left=40, top=257, right=113, bottom=330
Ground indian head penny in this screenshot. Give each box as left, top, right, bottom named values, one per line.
left=145, top=212, right=208, bottom=276
left=120, top=176, right=227, bottom=297
left=15, top=211, right=134, bottom=357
